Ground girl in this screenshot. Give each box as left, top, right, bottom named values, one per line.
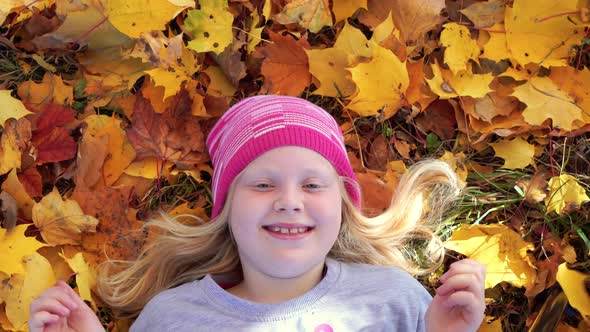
left=28, top=95, right=486, bottom=332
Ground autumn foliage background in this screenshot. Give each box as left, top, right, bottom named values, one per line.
left=1, top=0, right=590, bottom=331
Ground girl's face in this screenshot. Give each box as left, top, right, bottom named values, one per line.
left=228, top=146, right=343, bottom=281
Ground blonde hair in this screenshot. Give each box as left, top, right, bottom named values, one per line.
left=96, top=159, right=459, bottom=318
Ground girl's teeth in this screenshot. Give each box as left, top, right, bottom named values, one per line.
left=267, top=226, right=310, bottom=234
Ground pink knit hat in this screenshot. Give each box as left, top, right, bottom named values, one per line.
left=206, top=95, right=361, bottom=219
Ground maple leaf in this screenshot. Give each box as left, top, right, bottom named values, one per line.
left=545, top=174, right=590, bottom=215
left=333, top=21, right=373, bottom=61
left=17, top=166, right=42, bottom=198
left=478, top=23, right=510, bottom=62
left=185, top=0, right=234, bottom=54
left=306, top=47, right=356, bottom=97
left=556, top=263, right=590, bottom=320
left=105, top=0, right=187, bottom=38
left=1, top=252, right=55, bottom=330
left=126, top=89, right=208, bottom=168
left=415, top=100, right=457, bottom=141
left=60, top=252, right=97, bottom=310
left=32, top=188, right=99, bottom=246
left=505, top=0, right=585, bottom=67
left=1, top=169, right=35, bottom=220
left=0, top=90, right=32, bottom=126
left=440, top=23, right=480, bottom=74
left=459, top=0, right=504, bottom=28
left=490, top=136, right=535, bottom=169
left=346, top=41, right=409, bottom=118
left=512, top=77, right=584, bottom=131
left=332, top=0, right=367, bottom=23
left=549, top=67, right=590, bottom=124
left=274, top=0, right=332, bottom=33
left=445, top=224, right=537, bottom=289
left=31, top=127, right=77, bottom=164
left=438, top=151, right=468, bottom=184
left=426, top=61, right=493, bottom=99
left=17, top=73, right=73, bottom=107
left=0, top=118, right=31, bottom=175
left=73, top=186, right=146, bottom=263
left=255, top=30, right=312, bottom=96
left=0, top=224, right=47, bottom=275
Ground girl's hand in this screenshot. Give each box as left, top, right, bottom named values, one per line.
left=425, top=259, right=486, bottom=332
left=28, top=280, right=105, bottom=332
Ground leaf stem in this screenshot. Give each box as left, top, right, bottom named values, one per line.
left=534, top=10, right=581, bottom=23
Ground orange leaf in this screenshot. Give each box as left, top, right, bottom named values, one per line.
left=255, top=30, right=311, bottom=96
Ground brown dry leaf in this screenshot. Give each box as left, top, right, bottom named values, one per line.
left=32, top=188, right=99, bottom=246
left=438, top=151, right=468, bottom=184
left=0, top=191, right=18, bottom=233
left=415, top=100, right=457, bottom=141
left=75, top=131, right=109, bottom=190
left=255, top=30, right=311, bottom=96
left=0, top=117, right=32, bottom=175
left=462, top=92, right=520, bottom=123
left=459, top=0, right=505, bottom=28
left=273, top=0, right=332, bottom=33
left=356, top=171, right=393, bottom=217
left=73, top=186, right=146, bottom=263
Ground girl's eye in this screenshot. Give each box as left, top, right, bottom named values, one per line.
left=254, top=183, right=272, bottom=189
left=304, top=183, right=321, bottom=189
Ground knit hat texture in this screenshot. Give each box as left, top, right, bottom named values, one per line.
left=206, top=95, right=361, bottom=218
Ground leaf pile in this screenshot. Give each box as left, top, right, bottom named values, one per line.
left=1, top=0, right=590, bottom=330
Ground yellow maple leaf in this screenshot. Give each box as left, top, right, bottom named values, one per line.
left=1, top=252, right=55, bottom=330
left=247, top=11, right=265, bottom=54
left=371, top=11, right=396, bottom=46
left=32, top=188, right=99, bottom=246
left=94, top=117, right=137, bottom=186
left=203, top=66, right=237, bottom=97
left=512, top=77, right=584, bottom=131
left=59, top=252, right=97, bottom=310
left=274, top=0, right=332, bottom=33
left=105, top=0, right=186, bottom=38
left=438, top=151, right=468, bottom=184
left=334, top=21, right=373, bottom=62
left=17, top=72, right=73, bottom=106
left=440, top=22, right=480, bottom=74
left=0, top=118, right=31, bottom=175
left=0, top=225, right=47, bottom=276
left=505, top=0, right=585, bottom=67
left=478, top=23, right=510, bottom=62
left=545, top=174, right=590, bottom=215
left=556, top=263, right=590, bottom=320
left=1, top=169, right=35, bottom=220
left=144, top=67, right=185, bottom=100
left=0, top=90, right=32, bottom=126
left=1, top=1, right=21, bottom=26
left=333, top=0, right=367, bottom=23
left=445, top=224, right=537, bottom=289
left=490, top=137, right=535, bottom=169
left=426, top=61, right=493, bottom=99
left=306, top=47, right=356, bottom=97
left=549, top=67, right=590, bottom=125
left=185, top=1, right=233, bottom=54
left=124, top=157, right=174, bottom=179
left=346, top=41, right=409, bottom=118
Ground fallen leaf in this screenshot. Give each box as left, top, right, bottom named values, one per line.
left=545, top=174, right=590, bottom=215
left=0, top=90, right=32, bottom=126
left=426, top=61, right=493, bottom=99
left=556, top=263, right=590, bottom=320
left=445, top=224, right=537, bottom=289
left=440, top=22, right=480, bottom=74
left=1, top=252, right=55, bottom=330
left=274, top=0, right=332, bottom=33
left=0, top=224, right=47, bottom=275
left=255, top=30, right=311, bottom=96
left=17, top=73, right=73, bottom=106
left=0, top=191, right=18, bottom=233
left=0, top=118, right=32, bottom=175
left=332, top=0, right=367, bottom=23
left=512, top=77, right=585, bottom=131
left=185, top=1, right=234, bottom=54
left=32, top=188, right=99, bottom=246
left=306, top=47, right=356, bottom=97
left=1, top=169, right=35, bottom=220
left=333, top=21, right=373, bottom=61
left=59, top=252, right=97, bottom=310
left=347, top=41, right=409, bottom=118
left=31, top=127, right=77, bottom=164
left=490, top=136, right=535, bottom=169
left=438, top=151, right=468, bottom=184
left=356, top=171, right=393, bottom=217
left=505, top=0, right=585, bottom=67
left=459, top=0, right=505, bottom=28
left=105, top=0, right=187, bottom=38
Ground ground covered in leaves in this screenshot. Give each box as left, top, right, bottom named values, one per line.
left=1, top=0, right=590, bottom=331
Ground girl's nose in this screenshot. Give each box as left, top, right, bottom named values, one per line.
left=273, top=184, right=304, bottom=212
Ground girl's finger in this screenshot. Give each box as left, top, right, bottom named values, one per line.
left=56, top=280, right=84, bottom=308
left=30, top=296, right=71, bottom=317
left=34, top=285, right=78, bottom=311
left=436, top=273, right=484, bottom=297
left=440, top=260, right=486, bottom=284
left=28, top=311, right=61, bottom=330
left=443, top=290, right=482, bottom=312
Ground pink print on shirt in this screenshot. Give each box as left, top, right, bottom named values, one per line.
left=314, top=323, right=334, bottom=332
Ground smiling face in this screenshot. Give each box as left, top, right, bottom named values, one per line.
left=228, top=146, right=343, bottom=281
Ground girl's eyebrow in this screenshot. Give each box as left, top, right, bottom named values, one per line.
left=250, top=167, right=333, bottom=177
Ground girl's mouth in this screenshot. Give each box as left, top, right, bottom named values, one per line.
left=262, top=225, right=315, bottom=240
